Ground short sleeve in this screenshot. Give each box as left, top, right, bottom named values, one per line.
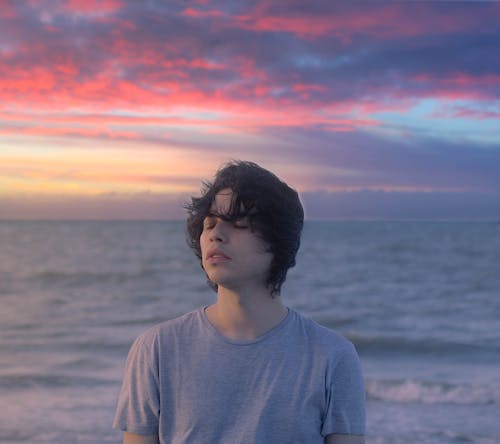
left=113, top=334, right=160, bottom=434
left=321, top=342, right=366, bottom=436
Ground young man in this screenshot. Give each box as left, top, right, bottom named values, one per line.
left=113, top=161, right=366, bottom=444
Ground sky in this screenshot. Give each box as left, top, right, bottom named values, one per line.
left=0, top=0, right=499, bottom=220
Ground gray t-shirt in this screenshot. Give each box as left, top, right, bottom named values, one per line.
left=113, top=307, right=365, bottom=443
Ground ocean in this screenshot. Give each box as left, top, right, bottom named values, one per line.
left=1, top=220, right=499, bottom=444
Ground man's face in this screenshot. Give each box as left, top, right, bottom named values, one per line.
left=200, top=189, right=273, bottom=292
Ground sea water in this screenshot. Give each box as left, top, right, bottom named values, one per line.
left=0, top=221, right=499, bottom=443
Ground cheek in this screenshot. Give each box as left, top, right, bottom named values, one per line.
left=252, top=240, right=273, bottom=267
left=199, top=230, right=208, bottom=246
left=255, top=237, right=272, bottom=256
left=199, top=233, right=208, bottom=259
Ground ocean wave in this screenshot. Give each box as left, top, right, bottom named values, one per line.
left=348, top=333, right=500, bottom=359
left=367, top=431, right=500, bottom=444
left=366, top=378, right=500, bottom=405
left=0, top=373, right=115, bottom=390
left=439, top=430, right=500, bottom=444
left=28, top=268, right=162, bottom=288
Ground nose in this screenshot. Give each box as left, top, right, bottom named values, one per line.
left=209, top=220, right=227, bottom=243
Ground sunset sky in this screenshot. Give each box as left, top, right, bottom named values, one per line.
left=1, top=0, right=499, bottom=220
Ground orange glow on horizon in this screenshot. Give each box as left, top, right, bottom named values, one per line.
left=0, top=144, right=225, bottom=197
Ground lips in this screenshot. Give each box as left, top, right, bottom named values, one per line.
left=205, top=248, right=231, bottom=262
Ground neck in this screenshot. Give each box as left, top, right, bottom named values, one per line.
left=205, top=285, right=288, bottom=340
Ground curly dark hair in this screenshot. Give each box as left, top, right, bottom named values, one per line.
left=185, top=160, right=304, bottom=296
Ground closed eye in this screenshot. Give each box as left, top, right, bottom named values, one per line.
left=233, top=222, right=249, bottom=229
left=203, top=215, right=250, bottom=230
left=203, top=216, right=216, bottom=230
left=233, top=217, right=250, bottom=229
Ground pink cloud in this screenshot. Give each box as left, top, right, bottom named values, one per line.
left=430, top=106, right=500, bottom=121
left=0, top=101, right=381, bottom=140
left=181, top=2, right=499, bottom=41
left=181, top=7, right=226, bottom=19
left=412, top=73, right=500, bottom=101
left=0, top=124, right=141, bottom=140
left=62, top=0, right=123, bottom=15
left=0, top=2, right=16, bottom=18
left=0, top=0, right=496, bottom=153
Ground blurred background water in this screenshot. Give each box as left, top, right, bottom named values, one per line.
left=1, top=220, right=499, bottom=444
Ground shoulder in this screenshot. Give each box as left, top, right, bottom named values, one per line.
left=132, top=308, right=205, bottom=351
left=291, top=310, right=354, bottom=349
left=122, top=308, right=206, bottom=375
left=290, top=309, right=359, bottom=365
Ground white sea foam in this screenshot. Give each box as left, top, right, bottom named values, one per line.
left=366, top=378, right=500, bottom=405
